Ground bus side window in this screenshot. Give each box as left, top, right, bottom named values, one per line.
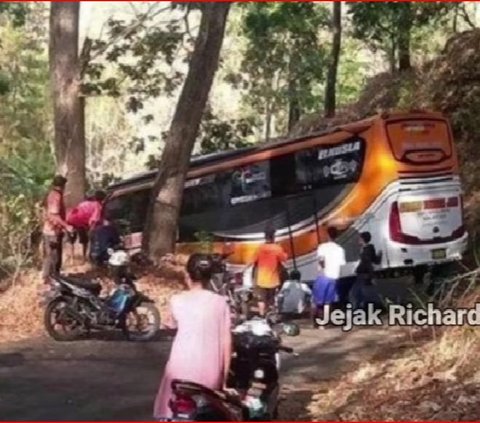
left=295, top=149, right=318, bottom=188
left=182, top=179, right=229, bottom=215
left=270, top=154, right=297, bottom=196
left=229, top=161, right=271, bottom=205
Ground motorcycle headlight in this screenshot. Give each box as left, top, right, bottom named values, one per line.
left=254, top=369, right=265, bottom=380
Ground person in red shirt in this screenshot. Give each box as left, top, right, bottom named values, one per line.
left=252, top=227, right=288, bottom=317
left=66, top=190, right=106, bottom=263
left=42, top=175, right=72, bottom=284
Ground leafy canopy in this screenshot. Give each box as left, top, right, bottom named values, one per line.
left=238, top=2, right=330, bottom=134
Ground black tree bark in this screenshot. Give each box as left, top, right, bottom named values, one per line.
left=142, top=3, right=230, bottom=261
left=398, top=3, right=412, bottom=71
left=324, top=2, right=342, bottom=118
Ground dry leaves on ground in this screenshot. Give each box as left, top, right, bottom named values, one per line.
left=0, top=255, right=187, bottom=343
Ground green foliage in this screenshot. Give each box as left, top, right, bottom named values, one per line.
left=198, top=110, right=254, bottom=154
left=84, top=4, right=190, bottom=115
left=238, top=2, right=330, bottom=135
left=145, top=108, right=254, bottom=169
left=348, top=2, right=454, bottom=70
left=0, top=5, right=52, bottom=276
left=194, top=230, right=214, bottom=253
left=85, top=97, right=136, bottom=185
left=0, top=3, right=28, bottom=27
left=336, top=38, right=370, bottom=107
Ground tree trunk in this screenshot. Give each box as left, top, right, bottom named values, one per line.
left=324, top=1, right=342, bottom=118
left=398, top=30, right=411, bottom=71
left=49, top=2, right=86, bottom=208
left=142, top=3, right=230, bottom=261
left=265, top=99, right=272, bottom=142
left=389, top=37, right=397, bottom=73
left=398, top=4, right=412, bottom=71
left=288, top=92, right=301, bottom=133
left=452, top=3, right=459, bottom=33
left=286, top=75, right=300, bottom=133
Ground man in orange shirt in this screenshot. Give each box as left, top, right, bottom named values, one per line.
left=42, top=175, right=72, bottom=284
left=252, top=227, right=288, bottom=317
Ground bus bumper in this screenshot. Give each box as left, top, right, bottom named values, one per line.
left=384, top=232, right=468, bottom=269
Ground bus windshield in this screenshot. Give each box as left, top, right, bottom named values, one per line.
left=386, top=119, right=452, bottom=164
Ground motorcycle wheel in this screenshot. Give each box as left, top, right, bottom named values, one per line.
left=44, top=297, right=84, bottom=341
left=124, top=302, right=160, bottom=341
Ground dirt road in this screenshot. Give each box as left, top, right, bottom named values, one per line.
left=0, top=279, right=413, bottom=421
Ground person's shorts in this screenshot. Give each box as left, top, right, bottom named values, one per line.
left=67, top=228, right=89, bottom=245
left=255, top=286, right=277, bottom=304
left=313, top=276, right=337, bottom=306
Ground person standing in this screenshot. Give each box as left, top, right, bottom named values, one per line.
left=66, top=190, right=106, bottom=263
left=41, top=175, right=72, bottom=284
left=312, top=226, right=346, bottom=328
left=252, top=227, right=288, bottom=317
left=351, top=231, right=378, bottom=310
left=89, top=209, right=122, bottom=266
left=153, top=254, right=232, bottom=419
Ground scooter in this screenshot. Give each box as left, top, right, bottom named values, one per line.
left=164, top=318, right=298, bottom=421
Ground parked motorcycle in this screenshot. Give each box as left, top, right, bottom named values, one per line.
left=43, top=250, right=160, bottom=342
left=165, top=318, right=298, bottom=421
left=208, top=253, right=252, bottom=322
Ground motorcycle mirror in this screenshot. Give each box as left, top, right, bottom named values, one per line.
left=107, top=248, right=114, bottom=256
left=282, top=322, right=300, bottom=337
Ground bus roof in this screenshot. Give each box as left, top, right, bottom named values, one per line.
left=108, top=110, right=443, bottom=191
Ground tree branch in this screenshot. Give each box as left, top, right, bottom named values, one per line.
left=461, top=4, right=476, bottom=29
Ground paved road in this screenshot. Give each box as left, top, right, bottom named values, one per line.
left=0, top=278, right=415, bottom=421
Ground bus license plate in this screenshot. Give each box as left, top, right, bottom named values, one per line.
left=431, top=249, right=446, bottom=260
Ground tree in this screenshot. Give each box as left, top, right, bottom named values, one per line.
left=49, top=2, right=85, bottom=207
left=348, top=3, right=454, bottom=73
left=142, top=3, right=230, bottom=261
left=197, top=110, right=254, bottom=155
left=239, top=3, right=329, bottom=138
left=0, top=4, right=53, bottom=279
left=324, top=2, right=342, bottom=118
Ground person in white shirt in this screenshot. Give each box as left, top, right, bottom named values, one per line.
left=312, top=226, right=346, bottom=328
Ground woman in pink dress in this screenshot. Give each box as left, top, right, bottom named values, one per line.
left=153, top=254, right=232, bottom=419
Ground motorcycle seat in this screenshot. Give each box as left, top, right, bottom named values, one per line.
left=171, top=379, right=243, bottom=406
left=58, top=275, right=102, bottom=295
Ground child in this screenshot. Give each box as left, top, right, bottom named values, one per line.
left=278, top=270, right=311, bottom=315
left=89, top=210, right=122, bottom=266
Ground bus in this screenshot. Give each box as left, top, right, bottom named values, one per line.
left=104, top=111, right=467, bottom=281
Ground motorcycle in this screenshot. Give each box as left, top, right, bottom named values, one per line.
left=43, top=250, right=160, bottom=342
left=165, top=318, right=298, bottom=421
left=208, top=253, right=252, bottom=323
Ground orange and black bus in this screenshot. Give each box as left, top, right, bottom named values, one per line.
left=105, top=111, right=467, bottom=280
